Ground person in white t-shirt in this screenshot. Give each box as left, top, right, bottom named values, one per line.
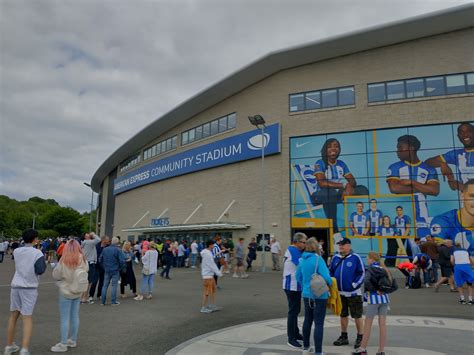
left=191, top=240, right=199, bottom=268
left=270, top=237, right=282, bottom=271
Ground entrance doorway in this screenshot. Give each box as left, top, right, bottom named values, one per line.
left=292, top=228, right=330, bottom=261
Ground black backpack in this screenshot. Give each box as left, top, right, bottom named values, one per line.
left=378, top=274, right=398, bottom=293
left=408, top=274, right=421, bottom=289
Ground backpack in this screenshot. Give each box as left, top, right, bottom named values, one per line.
left=377, top=274, right=398, bottom=293
left=70, top=267, right=89, bottom=294
left=408, top=274, right=421, bottom=289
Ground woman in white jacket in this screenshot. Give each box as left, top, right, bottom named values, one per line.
left=51, top=240, right=89, bottom=352
left=134, top=241, right=158, bottom=301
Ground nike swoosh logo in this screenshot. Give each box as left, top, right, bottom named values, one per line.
left=295, top=142, right=310, bottom=148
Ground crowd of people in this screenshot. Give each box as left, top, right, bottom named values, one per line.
left=282, top=232, right=473, bottom=355
left=2, top=228, right=473, bottom=355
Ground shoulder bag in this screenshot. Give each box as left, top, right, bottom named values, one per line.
left=310, top=255, right=329, bottom=297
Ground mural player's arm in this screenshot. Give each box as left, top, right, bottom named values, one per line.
left=386, top=164, right=440, bottom=196
left=314, top=169, right=356, bottom=196
left=426, top=154, right=461, bottom=191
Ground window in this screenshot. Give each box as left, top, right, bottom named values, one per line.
left=305, top=91, right=321, bottom=110
left=172, top=136, right=177, bottom=149
left=142, top=134, right=178, bottom=161
left=219, top=116, right=227, bottom=132
left=446, top=74, right=466, bottom=95
left=202, top=123, right=210, bottom=138
left=321, top=89, right=337, bottom=108
left=406, top=79, right=424, bottom=98
left=338, top=87, right=355, bottom=106
left=425, top=77, right=445, bottom=97
left=368, top=72, right=473, bottom=103
left=289, top=94, right=304, bottom=112
left=181, top=113, right=237, bottom=146
left=368, top=83, right=385, bottom=102
left=182, top=131, right=188, bottom=145
left=227, top=113, right=236, bottom=129
left=120, top=153, right=141, bottom=172
left=467, top=73, right=474, bottom=93
left=386, top=81, right=405, bottom=100
left=210, top=120, right=219, bottom=135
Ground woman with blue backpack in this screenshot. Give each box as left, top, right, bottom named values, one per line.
left=296, top=238, right=332, bottom=355
left=353, top=251, right=397, bottom=355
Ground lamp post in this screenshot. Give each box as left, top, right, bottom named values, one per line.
left=83, top=182, right=94, bottom=232
left=248, top=114, right=267, bottom=272
left=32, top=212, right=38, bottom=229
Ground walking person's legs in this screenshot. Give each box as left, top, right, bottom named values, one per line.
left=101, top=272, right=112, bottom=305
left=313, top=299, right=327, bottom=354
left=69, top=298, right=80, bottom=342
left=378, top=315, right=387, bottom=353
left=284, top=290, right=302, bottom=346
left=111, top=272, right=120, bottom=304
left=302, top=298, right=314, bottom=350
left=59, top=295, right=72, bottom=344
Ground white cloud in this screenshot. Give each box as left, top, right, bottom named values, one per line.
left=0, top=0, right=470, bottom=212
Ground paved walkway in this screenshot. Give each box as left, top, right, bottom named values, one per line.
left=1, top=256, right=473, bottom=354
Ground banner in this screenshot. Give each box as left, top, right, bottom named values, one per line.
left=114, top=123, right=280, bottom=195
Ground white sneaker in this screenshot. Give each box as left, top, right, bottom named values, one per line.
left=232, top=273, right=239, bottom=278
left=146, top=294, right=152, bottom=300
left=87, top=296, right=93, bottom=302
left=4, top=343, right=20, bottom=354
left=191, top=266, right=196, bottom=268
left=66, top=339, right=76, bottom=348
left=208, top=304, right=222, bottom=312
left=51, top=342, right=68, bottom=352
left=425, top=283, right=430, bottom=288
left=19, top=349, right=30, bottom=355
left=241, top=274, right=249, bottom=279
left=134, top=295, right=143, bottom=301
left=200, top=307, right=212, bottom=313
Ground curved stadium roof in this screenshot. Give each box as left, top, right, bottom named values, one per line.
left=91, top=4, right=474, bottom=192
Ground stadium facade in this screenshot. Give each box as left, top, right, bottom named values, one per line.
left=91, top=5, right=474, bottom=259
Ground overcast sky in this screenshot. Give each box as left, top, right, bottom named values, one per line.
left=0, top=0, right=471, bottom=213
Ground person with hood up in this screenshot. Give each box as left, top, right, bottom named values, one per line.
left=296, top=238, right=332, bottom=355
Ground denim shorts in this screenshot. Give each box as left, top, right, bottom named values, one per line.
left=10, top=288, right=38, bottom=316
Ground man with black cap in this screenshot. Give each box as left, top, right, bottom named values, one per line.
left=329, top=237, right=365, bottom=349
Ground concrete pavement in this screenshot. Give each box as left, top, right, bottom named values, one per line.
left=1, top=256, right=473, bottom=354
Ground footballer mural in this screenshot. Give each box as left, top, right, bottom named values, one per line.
left=290, top=121, right=474, bottom=259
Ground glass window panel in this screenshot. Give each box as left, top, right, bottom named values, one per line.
left=144, top=150, right=148, bottom=160
left=368, top=83, right=385, bottom=102
left=467, top=73, right=474, bottom=93
left=188, top=129, right=195, bottom=143
left=446, top=74, right=466, bottom=94
left=172, top=136, right=177, bottom=149
left=321, top=89, right=337, bottom=108
left=161, top=141, right=166, bottom=152
left=338, top=87, right=355, bottom=106
left=425, top=76, right=445, bottom=96
left=386, top=80, right=405, bottom=100
left=156, top=143, right=161, bottom=155
left=195, top=126, right=202, bottom=140
left=289, top=94, right=304, bottom=112
left=305, top=91, right=321, bottom=110
left=166, top=138, right=172, bottom=151
left=182, top=131, right=188, bottom=145
left=219, top=117, right=227, bottom=132
left=227, top=113, right=236, bottom=129
left=151, top=145, right=156, bottom=157
left=406, top=79, right=424, bottom=98
left=202, top=123, right=210, bottom=137
left=210, top=120, right=219, bottom=135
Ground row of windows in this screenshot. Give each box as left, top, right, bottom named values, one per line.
left=368, top=72, right=474, bottom=103
left=143, top=135, right=178, bottom=161
left=290, top=86, right=355, bottom=112
left=182, top=113, right=236, bottom=145
left=119, top=153, right=141, bottom=173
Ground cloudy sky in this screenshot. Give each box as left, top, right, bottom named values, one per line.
left=0, top=0, right=471, bottom=212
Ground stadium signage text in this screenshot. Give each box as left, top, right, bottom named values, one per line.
left=113, top=123, right=280, bottom=195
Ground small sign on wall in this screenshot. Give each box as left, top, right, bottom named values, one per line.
left=151, top=218, right=170, bottom=226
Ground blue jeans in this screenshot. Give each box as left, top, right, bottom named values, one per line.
left=284, top=290, right=302, bottom=342
left=59, top=294, right=80, bottom=343
left=141, top=273, right=155, bottom=295
left=191, top=254, right=197, bottom=267
left=303, top=298, right=327, bottom=353
left=101, top=271, right=120, bottom=304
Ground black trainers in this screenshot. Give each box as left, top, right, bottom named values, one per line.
left=459, top=299, right=467, bottom=305
left=354, top=335, right=363, bottom=349
left=376, top=352, right=386, bottom=355
left=333, top=335, right=349, bottom=346
left=352, top=349, right=367, bottom=355
left=296, top=333, right=304, bottom=341
left=468, top=300, right=474, bottom=305
left=287, top=339, right=302, bottom=349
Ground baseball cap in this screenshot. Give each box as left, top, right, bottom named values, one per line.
left=336, top=237, right=351, bottom=245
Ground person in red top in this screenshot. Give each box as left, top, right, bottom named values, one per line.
left=397, top=261, right=415, bottom=288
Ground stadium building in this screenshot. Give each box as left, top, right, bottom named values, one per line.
left=91, top=5, right=474, bottom=260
